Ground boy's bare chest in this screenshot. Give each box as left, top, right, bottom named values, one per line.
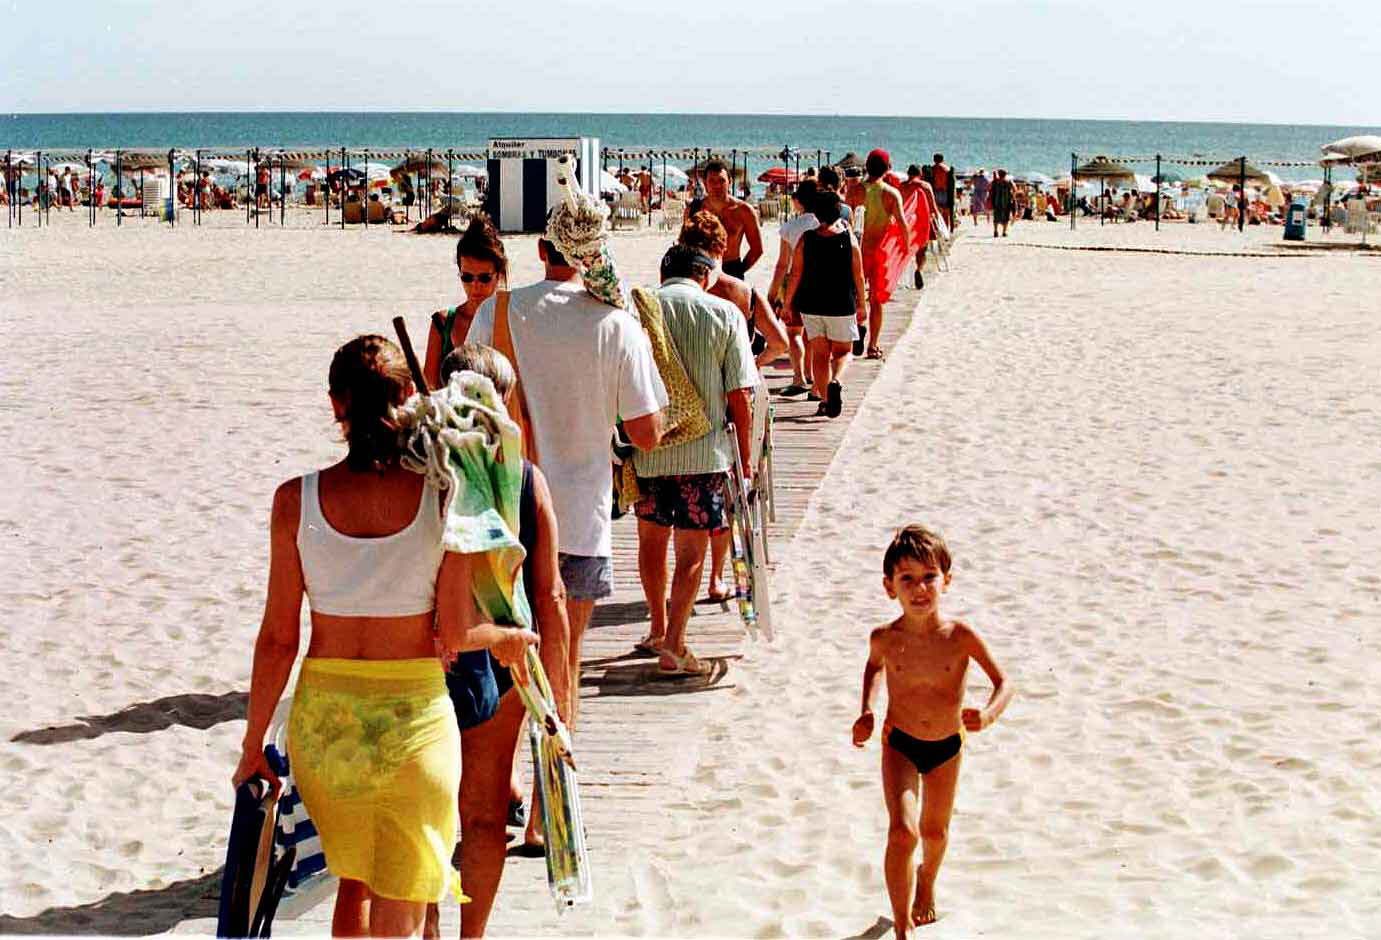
left=885, top=638, right=968, bottom=696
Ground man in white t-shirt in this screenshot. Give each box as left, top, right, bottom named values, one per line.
left=768, top=179, right=820, bottom=397
left=467, top=237, right=667, bottom=724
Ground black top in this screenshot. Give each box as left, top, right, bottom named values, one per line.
left=795, top=228, right=856, bottom=315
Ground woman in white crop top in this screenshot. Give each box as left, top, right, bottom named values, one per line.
left=232, top=335, right=538, bottom=938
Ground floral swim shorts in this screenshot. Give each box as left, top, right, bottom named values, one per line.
left=634, top=472, right=728, bottom=531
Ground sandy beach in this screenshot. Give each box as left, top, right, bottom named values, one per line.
left=2, top=210, right=1379, bottom=937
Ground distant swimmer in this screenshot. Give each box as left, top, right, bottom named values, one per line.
left=853, top=526, right=1014, bottom=936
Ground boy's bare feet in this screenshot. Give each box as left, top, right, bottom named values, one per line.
left=911, top=880, right=937, bottom=926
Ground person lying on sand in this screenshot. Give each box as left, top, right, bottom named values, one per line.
left=852, top=525, right=1015, bottom=937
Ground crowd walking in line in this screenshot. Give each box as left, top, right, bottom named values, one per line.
left=233, top=144, right=955, bottom=939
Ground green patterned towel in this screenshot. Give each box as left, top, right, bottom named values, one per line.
left=396, top=370, right=532, bottom=632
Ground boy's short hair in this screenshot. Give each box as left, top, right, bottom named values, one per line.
left=883, top=525, right=952, bottom=578
left=440, top=342, right=516, bottom=397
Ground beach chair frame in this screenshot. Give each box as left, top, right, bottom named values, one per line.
left=930, top=215, right=951, bottom=273
left=726, top=422, right=773, bottom=639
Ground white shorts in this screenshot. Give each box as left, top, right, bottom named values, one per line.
left=801, top=314, right=859, bottom=344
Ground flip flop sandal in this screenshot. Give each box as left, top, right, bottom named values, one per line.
left=866, top=346, right=886, bottom=360
left=853, top=324, right=868, bottom=357
left=633, top=634, right=666, bottom=655
left=658, top=648, right=710, bottom=677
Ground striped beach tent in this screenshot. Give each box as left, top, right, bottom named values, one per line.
left=484, top=137, right=600, bottom=233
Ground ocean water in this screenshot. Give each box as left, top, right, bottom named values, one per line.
left=5, top=112, right=1376, bottom=181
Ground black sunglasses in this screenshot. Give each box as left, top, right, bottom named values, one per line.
left=460, top=272, right=495, bottom=284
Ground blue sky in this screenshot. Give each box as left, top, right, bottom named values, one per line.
left=3, top=0, right=1376, bottom=125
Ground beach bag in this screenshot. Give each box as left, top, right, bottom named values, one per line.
left=492, top=291, right=540, bottom=464
left=615, top=287, right=712, bottom=510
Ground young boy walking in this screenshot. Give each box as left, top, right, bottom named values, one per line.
left=852, top=526, right=1014, bottom=935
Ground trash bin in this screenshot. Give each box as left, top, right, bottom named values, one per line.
left=1283, top=199, right=1307, bottom=241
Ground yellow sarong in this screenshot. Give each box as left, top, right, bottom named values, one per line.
left=288, top=658, right=464, bottom=903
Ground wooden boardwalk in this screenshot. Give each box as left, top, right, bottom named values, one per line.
left=177, top=289, right=922, bottom=937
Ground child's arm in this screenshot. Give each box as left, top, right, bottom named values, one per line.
left=852, top=628, right=887, bottom=746
left=960, top=624, right=1014, bottom=732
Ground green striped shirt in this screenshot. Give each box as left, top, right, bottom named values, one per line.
left=633, top=278, right=759, bottom=478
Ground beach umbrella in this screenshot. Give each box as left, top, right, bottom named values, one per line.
left=297, top=166, right=326, bottom=181
left=651, top=163, right=688, bottom=185
left=1024, top=172, right=1054, bottom=187
left=452, top=164, right=486, bottom=179
left=115, top=151, right=176, bottom=172
left=1207, top=160, right=1269, bottom=183
left=203, top=158, right=250, bottom=177
left=1320, top=135, right=1381, bottom=161
left=757, top=166, right=799, bottom=186
left=1073, top=156, right=1134, bottom=181
left=836, top=152, right=862, bottom=171
left=392, top=154, right=447, bottom=176
left=1151, top=168, right=1183, bottom=184
left=326, top=166, right=365, bottom=185
left=599, top=169, right=627, bottom=193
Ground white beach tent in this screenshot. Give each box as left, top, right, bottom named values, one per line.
left=649, top=163, right=689, bottom=186
left=599, top=169, right=628, bottom=194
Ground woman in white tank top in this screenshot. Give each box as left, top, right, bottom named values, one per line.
left=231, top=335, right=538, bottom=937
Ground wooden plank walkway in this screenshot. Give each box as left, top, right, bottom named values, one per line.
left=177, top=286, right=924, bottom=937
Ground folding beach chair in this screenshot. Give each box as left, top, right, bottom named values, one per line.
left=726, top=420, right=773, bottom=639
left=749, top=382, right=776, bottom=550
left=216, top=701, right=328, bottom=938
left=929, top=212, right=952, bottom=273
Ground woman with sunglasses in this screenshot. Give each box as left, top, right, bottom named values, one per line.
left=423, top=214, right=509, bottom=388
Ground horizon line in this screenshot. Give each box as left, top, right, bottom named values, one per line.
left=5, top=110, right=1377, bottom=131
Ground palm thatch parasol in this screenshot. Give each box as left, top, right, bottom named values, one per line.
left=392, top=154, right=449, bottom=177
left=1073, top=156, right=1134, bottom=182
left=1206, top=160, right=1270, bottom=184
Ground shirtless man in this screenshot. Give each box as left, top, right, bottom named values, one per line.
left=858, top=149, right=909, bottom=360
left=698, top=159, right=763, bottom=279
left=897, top=165, right=939, bottom=289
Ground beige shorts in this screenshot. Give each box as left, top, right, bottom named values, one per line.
left=801, top=314, right=859, bottom=344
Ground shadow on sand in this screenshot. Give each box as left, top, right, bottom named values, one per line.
left=582, top=656, right=738, bottom=698
left=10, top=691, right=248, bottom=745
left=843, top=915, right=894, bottom=940
left=0, top=870, right=221, bottom=935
